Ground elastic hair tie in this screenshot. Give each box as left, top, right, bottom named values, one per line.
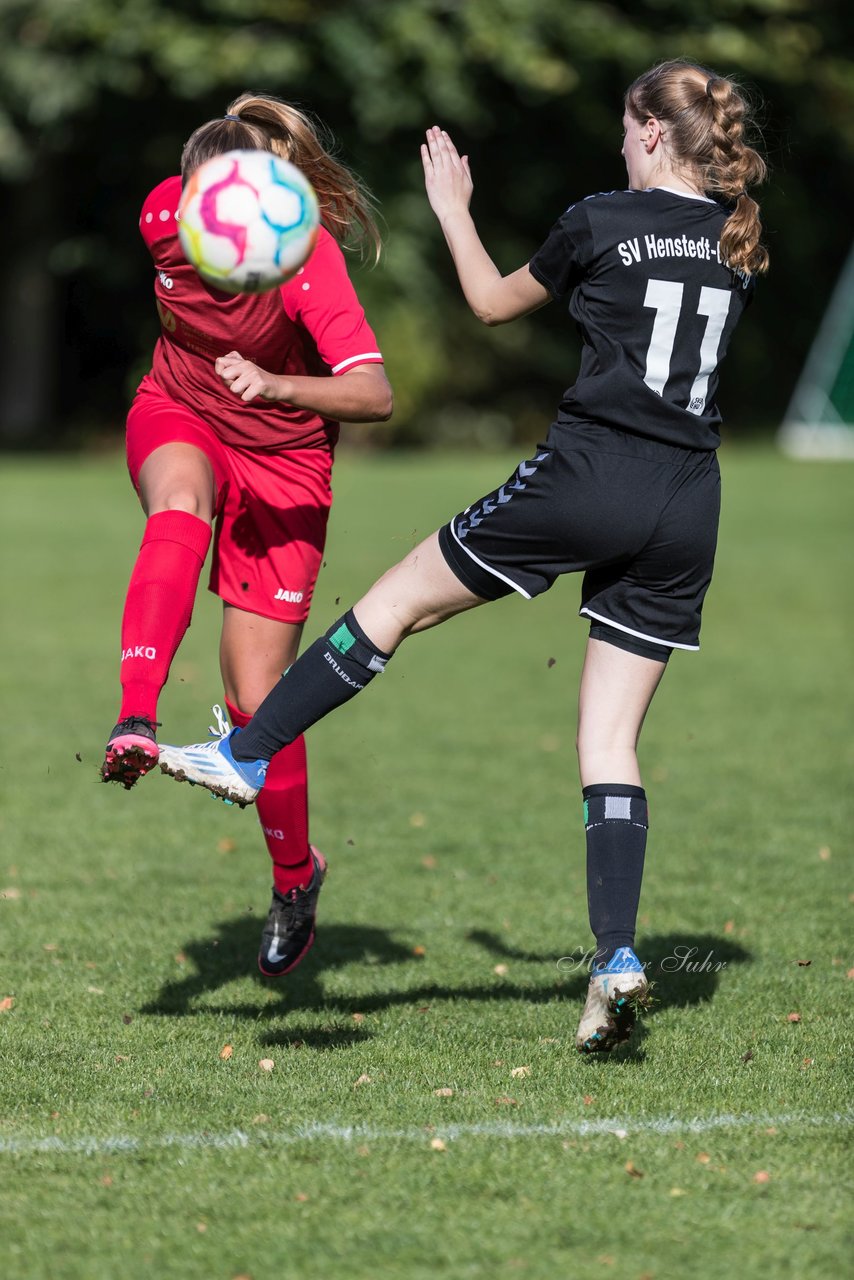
left=223, top=114, right=242, bottom=122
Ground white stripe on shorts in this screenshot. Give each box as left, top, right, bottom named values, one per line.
left=449, top=520, right=533, bottom=599
left=579, top=607, right=699, bottom=652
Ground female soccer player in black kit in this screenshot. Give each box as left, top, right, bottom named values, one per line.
left=160, top=60, right=769, bottom=1053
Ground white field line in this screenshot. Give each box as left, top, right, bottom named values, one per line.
left=0, top=1112, right=850, bottom=1158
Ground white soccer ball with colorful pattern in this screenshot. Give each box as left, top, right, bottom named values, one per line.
left=178, top=149, right=320, bottom=294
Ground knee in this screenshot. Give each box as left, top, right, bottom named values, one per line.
left=151, top=488, right=211, bottom=520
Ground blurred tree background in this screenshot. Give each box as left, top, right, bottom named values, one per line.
left=0, top=0, right=851, bottom=449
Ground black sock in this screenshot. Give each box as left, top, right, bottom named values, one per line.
left=582, top=783, right=648, bottom=969
left=232, top=610, right=392, bottom=762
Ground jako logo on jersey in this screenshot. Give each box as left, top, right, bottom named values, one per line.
left=263, top=826, right=285, bottom=841
left=121, top=645, right=157, bottom=661
left=158, top=271, right=174, bottom=290
left=275, top=589, right=304, bottom=603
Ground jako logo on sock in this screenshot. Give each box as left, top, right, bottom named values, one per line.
left=263, top=826, right=285, bottom=841
left=274, top=589, right=304, bottom=603
left=121, top=646, right=157, bottom=661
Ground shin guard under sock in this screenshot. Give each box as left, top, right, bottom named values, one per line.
left=118, top=511, right=211, bottom=721
left=583, top=784, right=648, bottom=968
left=225, top=700, right=312, bottom=895
left=233, top=609, right=392, bottom=763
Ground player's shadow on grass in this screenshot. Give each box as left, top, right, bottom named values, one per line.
left=141, top=918, right=750, bottom=1053
left=469, top=928, right=753, bottom=1063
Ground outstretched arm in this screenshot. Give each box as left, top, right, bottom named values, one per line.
left=421, top=126, right=551, bottom=326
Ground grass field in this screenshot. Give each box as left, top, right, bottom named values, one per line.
left=0, top=443, right=851, bottom=1279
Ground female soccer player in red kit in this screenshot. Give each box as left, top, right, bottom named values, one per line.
left=160, top=61, right=768, bottom=1052
left=101, top=94, right=392, bottom=974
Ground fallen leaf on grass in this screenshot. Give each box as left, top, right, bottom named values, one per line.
left=796, top=959, right=812, bottom=967
left=801, top=1058, right=814, bottom=1069
left=434, top=1087, right=454, bottom=1097
left=354, top=1074, right=372, bottom=1087
left=114, top=1055, right=129, bottom=1063
left=723, top=920, right=734, bottom=934
left=493, top=963, right=509, bottom=976
left=847, top=968, right=854, bottom=980
left=495, top=1096, right=518, bottom=1107
left=547, top=657, right=556, bottom=668
left=87, top=986, right=104, bottom=995
left=352, top=1012, right=364, bottom=1024
left=196, top=1222, right=207, bottom=1233
left=252, top=1114, right=269, bottom=1125
left=258, top=1058, right=275, bottom=1073
left=421, top=856, right=437, bottom=870
left=624, top=1161, right=644, bottom=1179
left=510, top=1066, right=531, bottom=1079
left=753, top=1170, right=771, bottom=1184
left=430, top=1138, right=447, bottom=1152
left=1, top=888, right=22, bottom=901
left=583, top=1094, right=595, bottom=1106
left=175, top=952, right=187, bottom=965
left=294, top=1192, right=309, bottom=1202
left=696, top=1152, right=711, bottom=1164
left=43, top=944, right=58, bottom=952
left=610, top=1129, right=628, bottom=1140
left=220, top=1044, right=234, bottom=1061
left=122, top=1014, right=133, bottom=1025
left=412, top=945, right=426, bottom=957
left=818, top=846, right=831, bottom=861
left=217, top=838, right=236, bottom=854
left=409, top=813, right=427, bottom=828
left=670, top=1187, right=687, bottom=1197
left=0, top=997, right=14, bottom=1012
left=75, top=753, right=83, bottom=763
left=786, top=1012, right=802, bottom=1023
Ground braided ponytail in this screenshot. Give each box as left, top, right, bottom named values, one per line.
left=180, top=92, right=382, bottom=263
left=703, top=76, right=768, bottom=276
left=626, top=60, right=769, bottom=276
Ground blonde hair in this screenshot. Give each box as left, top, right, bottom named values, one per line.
left=626, top=60, right=769, bottom=276
left=180, top=92, right=382, bottom=263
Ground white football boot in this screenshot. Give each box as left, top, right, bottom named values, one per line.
left=158, top=705, right=268, bottom=807
left=575, top=946, right=651, bottom=1053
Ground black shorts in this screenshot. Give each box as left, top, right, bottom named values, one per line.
left=438, top=421, right=721, bottom=652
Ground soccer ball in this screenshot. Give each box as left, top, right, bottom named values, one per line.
left=178, top=149, right=320, bottom=294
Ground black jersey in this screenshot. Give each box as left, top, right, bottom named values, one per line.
left=528, top=187, right=755, bottom=450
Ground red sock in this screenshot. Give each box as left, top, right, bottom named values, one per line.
left=225, top=699, right=313, bottom=894
left=118, top=511, right=212, bottom=721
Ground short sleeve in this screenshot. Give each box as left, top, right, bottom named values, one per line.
left=281, top=229, right=383, bottom=374
left=139, top=176, right=182, bottom=253
left=528, top=200, right=595, bottom=300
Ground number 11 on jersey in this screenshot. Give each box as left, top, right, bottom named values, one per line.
left=642, top=278, right=733, bottom=415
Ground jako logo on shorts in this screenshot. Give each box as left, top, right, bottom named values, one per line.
left=121, top=645, right=157, bottom=661
left=274, top=589, right=304, bottom=602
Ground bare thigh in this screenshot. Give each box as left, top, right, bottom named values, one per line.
left=576, top=637, right=668, bottom=787
left=352, top=531, right=487, bottom=653
left=220, top=605, right=304, bottom=715
left=138, top=442, right=217, bottom=521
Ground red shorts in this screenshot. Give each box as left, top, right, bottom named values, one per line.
left=126, top=380, right=333, bottom=623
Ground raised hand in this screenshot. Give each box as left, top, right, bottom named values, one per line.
left=421, top=126, right=473, bottom=224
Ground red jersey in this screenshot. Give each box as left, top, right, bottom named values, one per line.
left=137, top=175, right=384, bottom=451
